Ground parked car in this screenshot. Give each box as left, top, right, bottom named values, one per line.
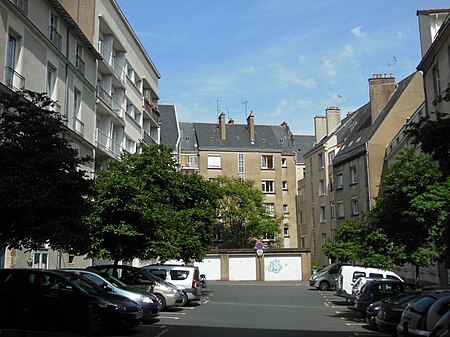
left=429, top=310, right=450, bottom=337
left=354, top=279, right=417, bottom=314
left=0, top=268, right=143, bottom=335
left=376, top=292, right=423, bottom=336
left=88, top=264, right=185, bottom=311
left=309, top=262, right=341, bottom=291
left=141, top=264, right=202, bottom=303
left=366, top=300, right=382, bottom=328
left=60, top=269, right=160, bottom=320
left=336, top=265, right=403, bottom=300
left=351, top=277, right=372, bottom=303
left=397, top=291, right=450, bottom=337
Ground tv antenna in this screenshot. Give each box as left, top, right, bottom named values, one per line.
left=242, top=100, right=248, bottom=118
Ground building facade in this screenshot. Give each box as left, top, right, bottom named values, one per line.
left=180, top=113, right=299, bottom=248
left=0, top=0, right=160, bottom=269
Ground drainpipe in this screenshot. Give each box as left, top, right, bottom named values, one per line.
left=365, top=142, right=372, bottom=209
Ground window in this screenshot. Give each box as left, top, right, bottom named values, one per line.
left=73, top=89, right=84, bottom=134
left=46, top=64, right=56, bottom=99
left=284, top=225, right=289, bottom=237
left=351, top=198, right=359, bottom=215
left=238, top=153, right=245, bottom=173
left=282, top=181, right=288, bottom=190
left=299, top=187, right=305, bottom=202
left=49, top=12, right=61, bottom=50
left=5, top=33, right=23, bottom=90
left=319, top=179, right=325, bottom=195
left=75, top=43, right=85, bottom=75
left=207, top=155, right=221, bottom=169
left=127, top=103, right=141, bottom=123
left=336, top=172, right=343, bottom=189
left=283, top=204, right=289, bottom=214
left=328, top=151, right=335, bottom=164
left=299, top=210, right=304, bottom=224
left=261, top=180, right=275, bottom=193
left=337, top=201, right=344, bottom=218
left=188, top=155, right=199, bottom=168
left=261, top=155, right=274, bottom=169
left=318, top=153, right=324, bottom=169
left=263, top=233, right=275, bottom=241
left=350, top=166, right=357, bottom=184
left=300, top=237, right=306, bottom=248
left=319, top=206, right=326, bottom=222
left=321, top=233, right=327, bottom=245
left=6, top=34, right=17, bottom=69
left=32, top=249, right=49, bottom=269
left=330, top=202, right=336, bottom=219
left=264, top=203, right=275, bottom=216
left=329, top=174, right=334, bottom=191
left=432, top=64, right=441, bottom=97
left=126, top=138, right=137, bottom=154
left=281, top=158, right=287, bottom=167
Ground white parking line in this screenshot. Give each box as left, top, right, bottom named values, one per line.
left=159, top=316, right=180, bottom=320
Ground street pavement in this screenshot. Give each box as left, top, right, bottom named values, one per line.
left=0, top=281, right=390, bottom=337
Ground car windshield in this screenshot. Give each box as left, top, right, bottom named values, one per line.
left=96, top=272, right=128, bottom=289
left=63, top=273, right=103, bottom=295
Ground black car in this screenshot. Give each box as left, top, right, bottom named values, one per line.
left=354, top=279, right=418, bottom=314
left=0, top=269, right=143, bottom=335
left=375, top=292, right=421, bottom=335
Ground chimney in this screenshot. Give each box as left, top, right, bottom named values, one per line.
left=247, top=111, right=255, bottom=142
left=326, top=106, right=341, bottom=133
left=369, top=73, right=396, bottom=123
left=314, top=115, right=327, bottom=142
left=228, top=118, right=234, bottom=124
left=218, top=112, right=226, bottom=140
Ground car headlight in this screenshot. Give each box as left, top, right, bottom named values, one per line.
left=171, top=288, right=179, bottom=294
left=107, top=304, right=127, bottom=312
left=141, top=296, right=152, bottom=303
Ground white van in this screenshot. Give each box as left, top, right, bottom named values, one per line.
left=336, top=266, right=403, bottom=300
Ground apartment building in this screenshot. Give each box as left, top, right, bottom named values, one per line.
left=0, top=0, right=160, bottom=268
left=299, top=72, right=424, bottom=266
left=179, top=113, right=299, bottom=248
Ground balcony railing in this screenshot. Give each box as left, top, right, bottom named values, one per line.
left=73, top=117, right=84, bottom=136
left=49, top=25, right=62, bottom=50
left=143, top=97, right=160, bottom=122
left=10, top=0, right=28, bottom=14
left=96, top=85, right=125, bottom=121
left=75, top=55, right=85, bottom=76
left=4, top=66, right=25, bottom=91
left=95, top=128, right=123, bottom=160
left=98, top=41, right=126, bottom=82
left=143, top=131, right=157, bottom=145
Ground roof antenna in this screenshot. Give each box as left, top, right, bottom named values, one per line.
left=242, top=100, right=248, bottom=119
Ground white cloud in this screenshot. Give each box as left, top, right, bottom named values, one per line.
left=323, top=58, right=337, bottom=77
left=351, top=26, right=367, bottom=38
left=270, top=63, right=316, bottom=88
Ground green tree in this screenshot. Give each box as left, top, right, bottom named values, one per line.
left=86, top=144, right=220, bottom=265
left=0, top=90, right=92, bottom=254
left=371, top=148, right=449, bottom=282
left=213, top=176, right=282, bottom=249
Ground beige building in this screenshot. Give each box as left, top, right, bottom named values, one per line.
left=0, top=0, right=160, bottom=269
left=299, top=72, right=425, bottom=267
left=180, top=113, right=299, bottom=248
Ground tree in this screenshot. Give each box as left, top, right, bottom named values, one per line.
left=371, top=148, right=449, bottom=282
left=0, top=90, right=92, bottom=254
left=86, top=144, right=220, bottom=265
left=322, top=218, right=405, bottom=270
left=212, top=176, right=282, bottom=249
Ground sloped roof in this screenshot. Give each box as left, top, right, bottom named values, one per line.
left=292, top=135, right=315, bottom=163
left=159, top=105, right=179, bottom=150
left=333, top=72, right=418, bottom=166
left=180, top=122, right=296, bottom=156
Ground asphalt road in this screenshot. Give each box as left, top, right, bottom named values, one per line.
left=1, top=282, right=390, bottom=337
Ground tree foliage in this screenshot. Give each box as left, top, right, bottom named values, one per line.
left=371, top=148, right=449, bottom=274
left=86, top=144, right=221, bottom=264
left=0, top=90, right=92, bottom=253
left=212, top=176, right=282, bottom=249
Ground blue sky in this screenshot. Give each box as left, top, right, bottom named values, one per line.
left=116, top=0, right=449, bottom=135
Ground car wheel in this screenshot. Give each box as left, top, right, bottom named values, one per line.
left=84, top=309, right=105, bottom=336
left=181, top=292, right=188, bottom=307
left=155, top=294, right=166, bottom=311
left=319, top=281, right=330, bottom=291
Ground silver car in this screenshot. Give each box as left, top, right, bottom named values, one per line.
left=87, top=265, right=185, bottom=311
left=61, top=269, right=160, bottom=320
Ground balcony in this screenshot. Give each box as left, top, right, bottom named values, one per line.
left=98, top=41, right=126, bottom=82
left=143, top=97, right=160, bottom=123
left=10, top=0, right=28, bottom=14
left=96, top=85, right=125, bottom=121
left=48, top=25, right=62, bottom=50
left=4, top=66, right=25, bottom=91
left=95, top=128, right=123, bottom=160
left=143, top=131, right=157, bottom=145
left=75, top=55, right=85, bottom=76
